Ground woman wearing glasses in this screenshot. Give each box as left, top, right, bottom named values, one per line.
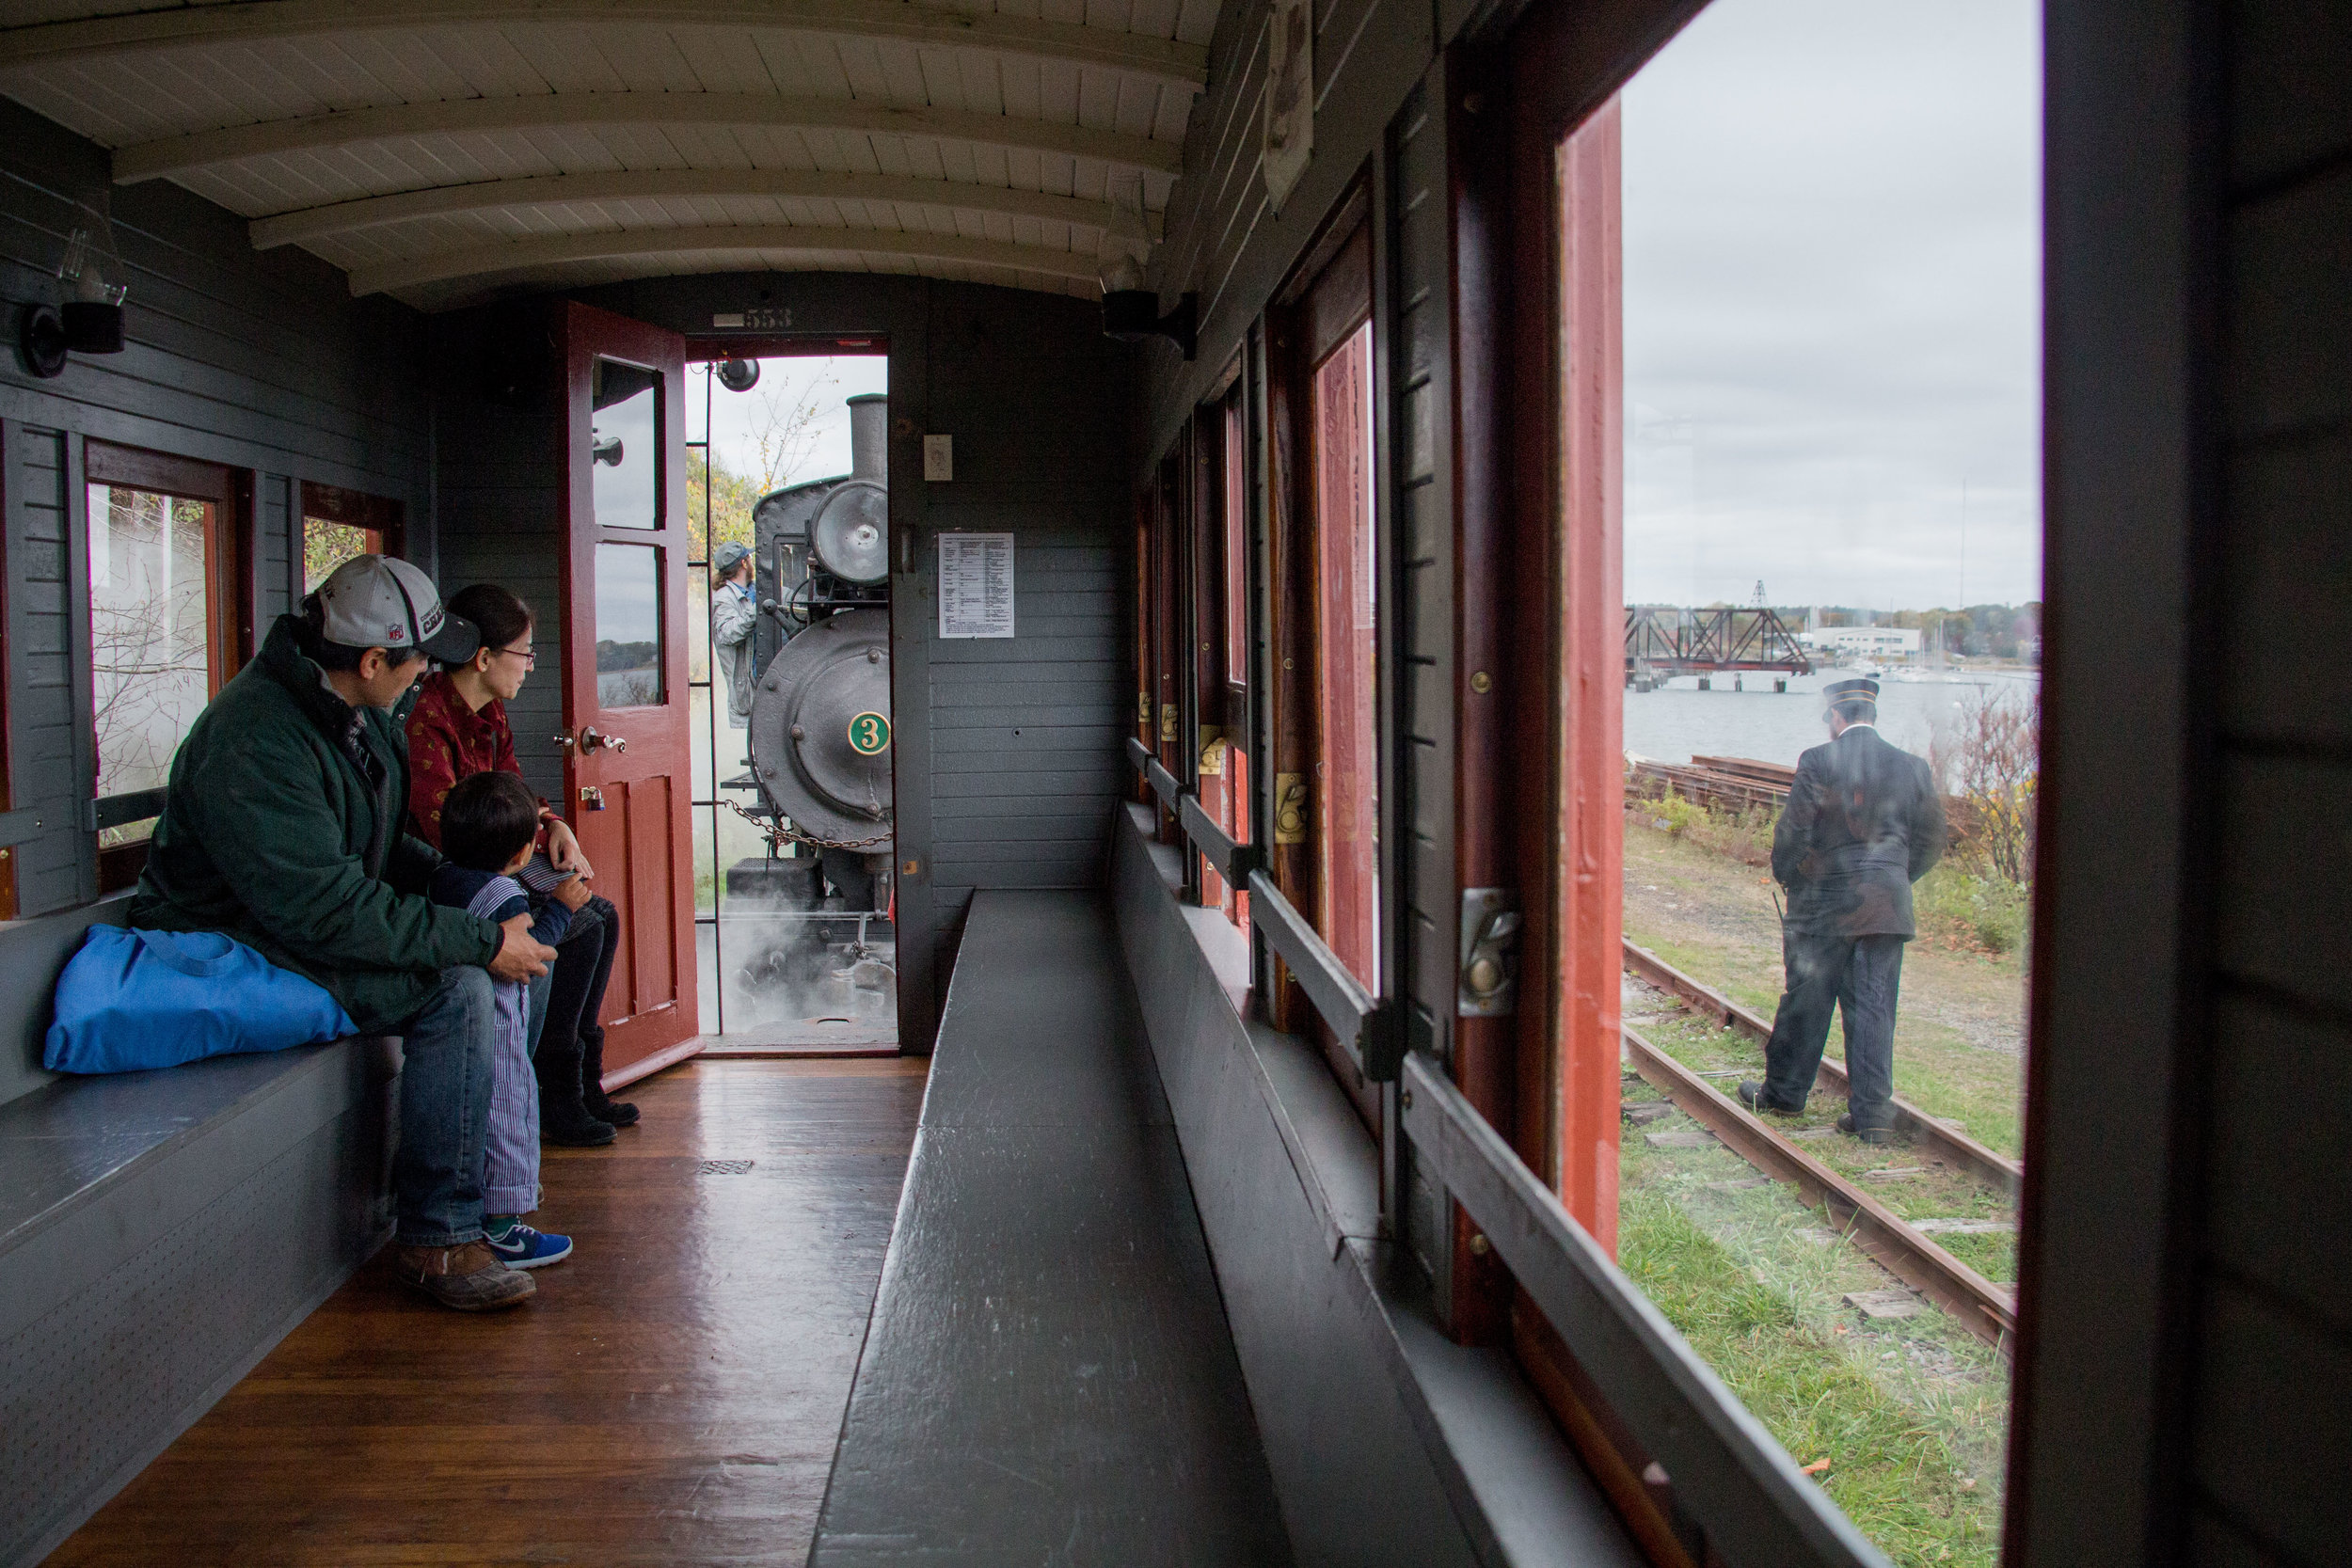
left=405, top=582, right=637, bottom=1144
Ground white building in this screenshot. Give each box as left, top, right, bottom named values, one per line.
left=1815, top=626, right=1923, bottom=658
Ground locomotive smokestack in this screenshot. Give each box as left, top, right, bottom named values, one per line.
left=848, top=393, right=887, bottom=482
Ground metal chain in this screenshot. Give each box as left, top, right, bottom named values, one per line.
left=723, top=796, right=892, bottom=851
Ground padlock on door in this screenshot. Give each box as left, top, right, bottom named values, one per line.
left=579, top=784, right=608, bottom=812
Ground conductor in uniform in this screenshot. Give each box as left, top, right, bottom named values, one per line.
left=1740, top=677, right=1947, bottom=1144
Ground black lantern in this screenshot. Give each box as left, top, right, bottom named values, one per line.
left=1097, top=183, right=1194, bottom=360
left=17, top=208, right=127, bottom=378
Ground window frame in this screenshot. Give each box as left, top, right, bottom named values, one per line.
left=300, top=480, right=406, bottom=595
left=80, top=439, right=252, bottom=892
left=1266, top=198, right=1383, bottom=1125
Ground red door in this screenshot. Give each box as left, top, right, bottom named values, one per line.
left=557, top=301, right=699, bottom=1078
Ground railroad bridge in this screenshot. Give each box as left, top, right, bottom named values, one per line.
left=1625, top=605, right=1814, bottom=689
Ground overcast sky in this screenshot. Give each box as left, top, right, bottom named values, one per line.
left=688, top=354, right=890, bottom=492
left=1622, top=0, right=2042, bottom=611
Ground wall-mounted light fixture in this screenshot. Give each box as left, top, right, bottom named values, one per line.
left=1098, top=180, right=1195, bottom=361
left=16, top=201, right=128, bottom=379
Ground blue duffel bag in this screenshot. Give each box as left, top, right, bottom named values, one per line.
left=45, top=926, right=357, bottom=1074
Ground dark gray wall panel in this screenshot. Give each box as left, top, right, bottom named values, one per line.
left=0, top=98, right=431, bottom=913
left=0, top=103, right=431, bottom=494
left=0, top=1078, right=389, bottom=1568
left=2023, top=5, right=2352, bottom=1564
left=2177, top=10, right=2352, bottom=1566
left=455, top=274, right=1135, bottom=1052
left=1138, top=0, right=1439, bottom=463
left=2203, top=995, right=2352, bottom=1339
left=2188, top=1278, right=2352, bottom=1568
left=4, top=422, right=85, bottom=912
left=427, top=321, right=569, bottom=811
left=1391, top=69, right=1456, bottom=1109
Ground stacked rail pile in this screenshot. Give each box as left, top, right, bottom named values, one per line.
left=1626, top=752, right=1986, bottom=851
left=1625, top=753, right=1793, bottom=815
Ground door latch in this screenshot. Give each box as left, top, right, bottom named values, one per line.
left=1458, top=888, right=1521, bottom=1017
left=1273, top=773, right=1309, bottom=844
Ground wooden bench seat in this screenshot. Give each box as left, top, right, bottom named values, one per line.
left=809, top=889, right=1293, bottom=1565
left=0, top=898, right=397, bottom=1568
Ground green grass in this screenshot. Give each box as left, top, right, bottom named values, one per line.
left=1913, top=866, right=2031, bottom=957
left=1618, top=1174, right=2004, bottom=1566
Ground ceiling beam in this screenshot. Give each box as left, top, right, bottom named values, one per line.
left=0, top=0, right=1208, bottom=91
left=114, top=92, right=1183, bottom=183
left=346, top=221, right=1104, bottom=295
left=250, top=166, right=1159, bottom=249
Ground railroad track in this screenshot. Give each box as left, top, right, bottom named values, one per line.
left=1622, top=941, right=2021, bottom=1197
left=1620, top=941, right=2020, bottom=1354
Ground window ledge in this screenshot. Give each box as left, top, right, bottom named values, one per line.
left=1112, top=804, right=1641, bottom=1568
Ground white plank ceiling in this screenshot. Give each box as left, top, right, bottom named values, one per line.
left=0, top=0, right=1219, bottom=307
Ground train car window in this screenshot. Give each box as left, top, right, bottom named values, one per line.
left=1135, top=504, right=1155, bottom=767
left=1222, top=396, right=1248, bottom=693
left=300, top=483, right=405, bottom=592
left=1510, top=0, right=2043, bottom=1558
left=1219, top=391, right=1252, bottom=936
left=81, top=441, right=244, bottom=877
left=1264, top=209, right=1377, bottom=1114
left=1311, top=320, right=1379, bottom=990
left=592, top=542, right=665, bottom=707
left=591, top=356, right=662, bottom=531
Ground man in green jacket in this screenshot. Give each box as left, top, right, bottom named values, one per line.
left=133, top=556, right=556, bottom=1311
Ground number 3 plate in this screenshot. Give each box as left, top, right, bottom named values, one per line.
left=849, top=711, right=892, bottom=755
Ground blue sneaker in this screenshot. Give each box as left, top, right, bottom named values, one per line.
left=484, top=1221, right=573, bottom=1269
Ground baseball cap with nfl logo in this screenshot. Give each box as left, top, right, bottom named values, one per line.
left=314, top=555, right=480, bottom=664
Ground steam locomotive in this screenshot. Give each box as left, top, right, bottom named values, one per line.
left=723, top=389, right=895, bottom=1019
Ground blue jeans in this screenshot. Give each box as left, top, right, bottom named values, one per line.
left=390, top=966, right=498, bottom=1247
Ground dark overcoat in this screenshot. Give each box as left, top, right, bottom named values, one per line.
left=1771, top=724, right=1947, bottom=939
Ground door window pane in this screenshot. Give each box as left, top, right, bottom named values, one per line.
left=595, top=542, right=664, bottom=707
left=88, top=483, right=214, bottom=840
left=1312, top=320, right=1379, bottom=990
left=592, top=357, right=661, bottom=530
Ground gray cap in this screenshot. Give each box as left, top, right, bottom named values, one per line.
left=314, top=555, right=478, bottom=663
left=715, top=540, right=754, bottom=574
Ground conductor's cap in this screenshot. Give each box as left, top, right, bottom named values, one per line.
left=1822, top=676, right=1879, bottom=720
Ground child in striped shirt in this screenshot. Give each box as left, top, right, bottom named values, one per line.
left=429, top=770, right=592, bottom=1268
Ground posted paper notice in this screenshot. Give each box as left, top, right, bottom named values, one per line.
left=938, top=531, right=1015, bottom=639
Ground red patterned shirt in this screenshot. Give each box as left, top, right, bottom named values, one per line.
left=404, top=671, right=548, bottom=852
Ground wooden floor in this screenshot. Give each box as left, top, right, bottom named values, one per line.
left=48, top=1055, right=930, bottom=1567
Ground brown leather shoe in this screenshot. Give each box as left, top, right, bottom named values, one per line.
left=394, top=1240, right=536, bottom=1311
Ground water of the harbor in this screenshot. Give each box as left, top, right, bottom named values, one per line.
left=1622, top=666, right=2041, bottom=770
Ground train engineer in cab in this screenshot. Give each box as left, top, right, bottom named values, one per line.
left=711, top=538, right=759, bottom=734
left=1740, top=676, right=1947, bottom=1143
left=128, top=555, right=557, bottom=1311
